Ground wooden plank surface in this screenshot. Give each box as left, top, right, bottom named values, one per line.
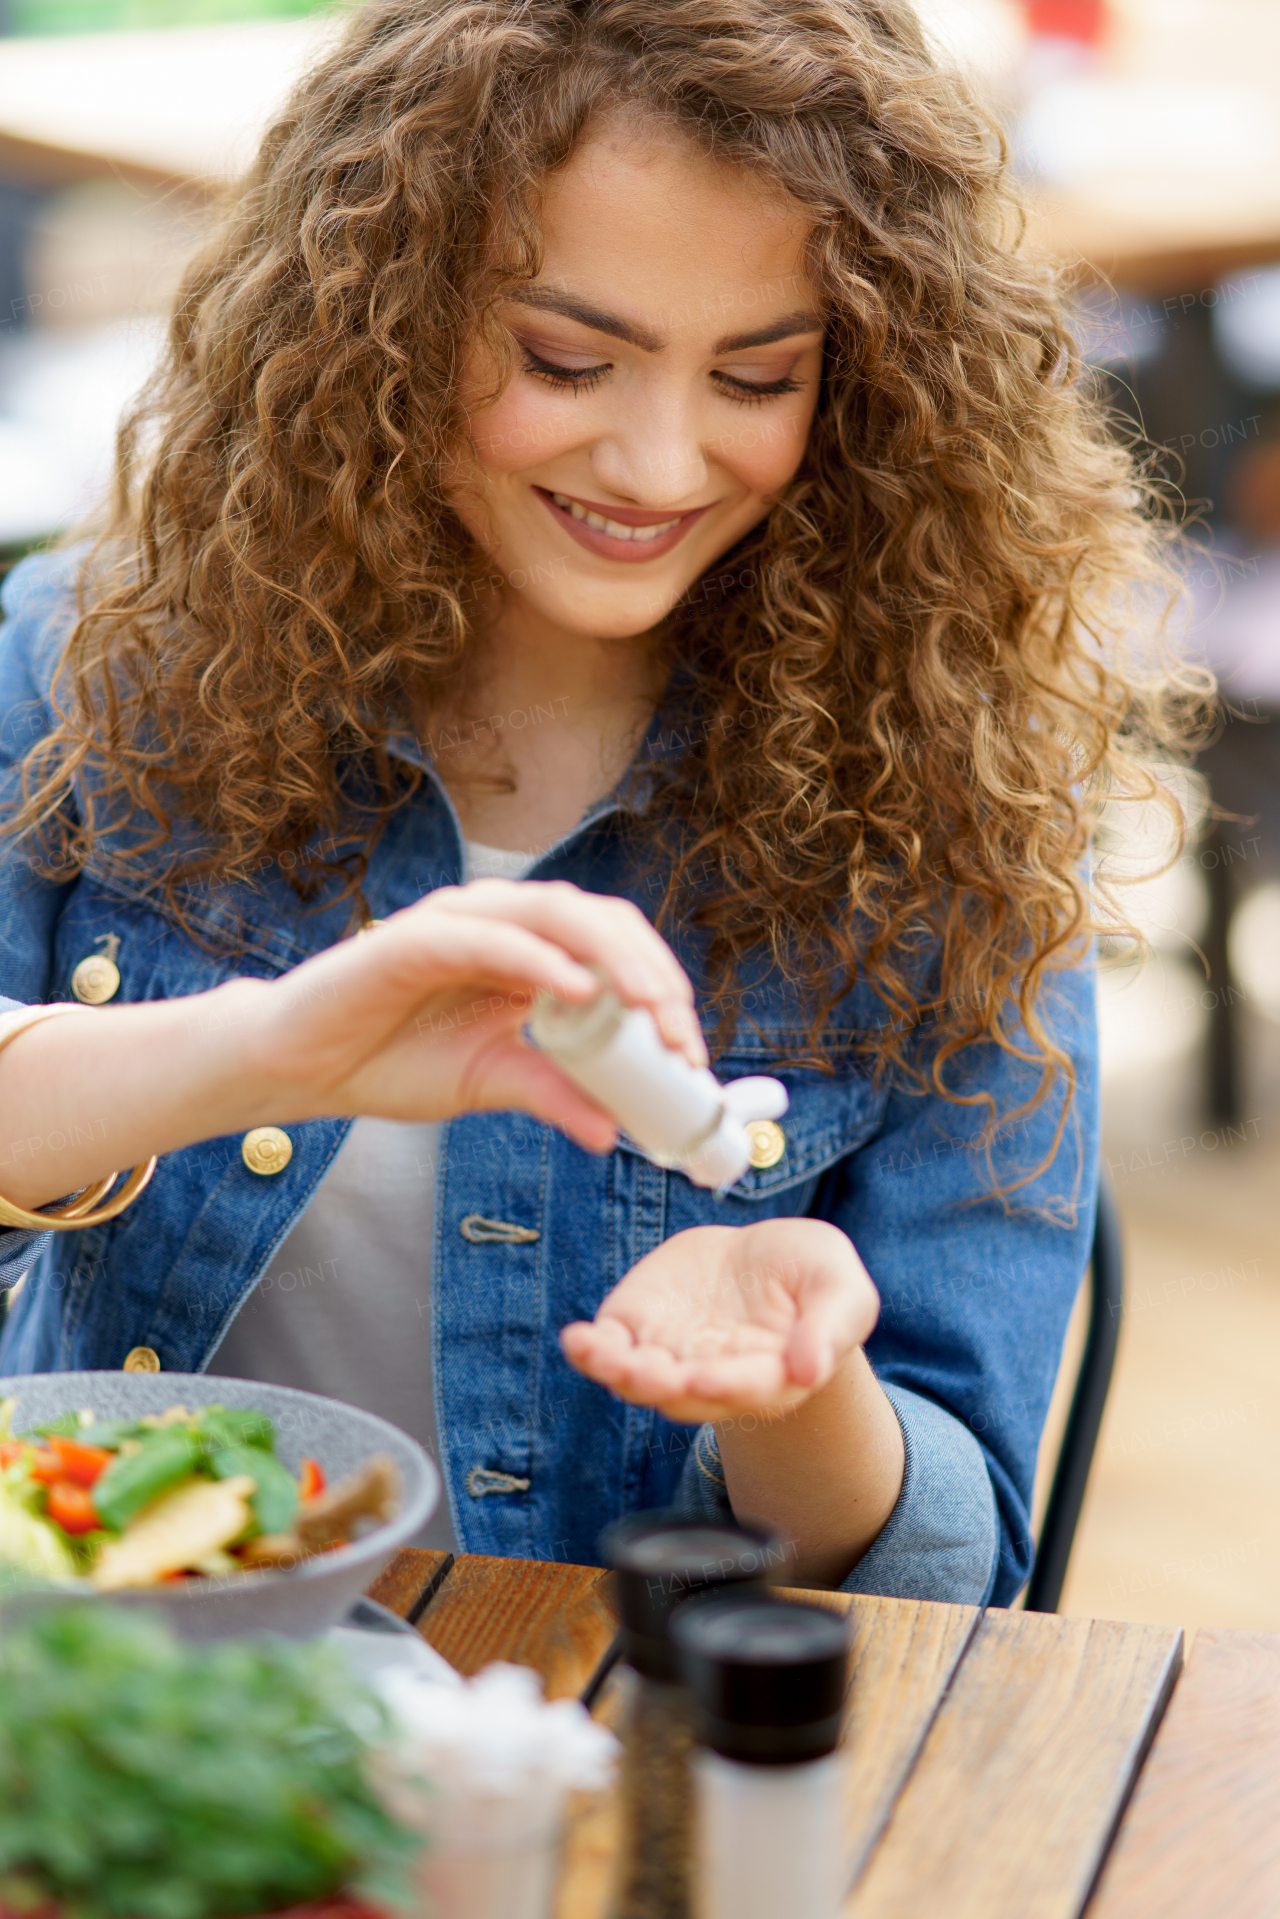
left=364, top=1546, right=453, bottom=1621
left=1088, top=1627, right=1280, bottom=1919
left=847, top=1610, right=1182, bottom=1919
left=825, top=1591, right=980, bottom=1885
left=415, top=1553, right=618, bottom=1700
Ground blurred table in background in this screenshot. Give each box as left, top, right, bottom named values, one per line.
left=2, top=2, right=1279, bottom=288
left=0, top=16, right=336, bottom=192
left=1019, top=0, right=1280, bottom=291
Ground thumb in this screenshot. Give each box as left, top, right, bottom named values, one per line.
left=785, top=1263, right=880, bottom=1389
left=461, top=1040, right=619, bottom=1153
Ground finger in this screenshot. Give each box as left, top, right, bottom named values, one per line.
left=653, top=998, right=710, bottom=1071
left=681, top=1349, right=794, bottom=1404
left=373, top=911, right=604, bottom=1004
left=560, top=1326, right=694, bottom=1401
left=450, top=1040, right=619, bottom=1152
left=560, top=1318, right=634, bottom=1370
left=435, top=881, right=698, bottom=1023
left=561, top=1325, right=809, bottom=1422
left=786, top=1265, right=881, bottom=1388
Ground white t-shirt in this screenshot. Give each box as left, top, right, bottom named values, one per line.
left=209, top=840, right=539, bottom=1550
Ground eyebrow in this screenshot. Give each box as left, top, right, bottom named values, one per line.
left=507, top=286, right=666, bottom=352
left=506, top=286, right=823, bottom=357
left=714, top=311, right=825, bottom=353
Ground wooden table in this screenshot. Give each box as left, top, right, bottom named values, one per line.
left=363, top=1547, right=1275, bottom=1919
left=3, top=4, right=1280, bottom=294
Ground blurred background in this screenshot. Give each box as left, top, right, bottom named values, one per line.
left=1, top=0, right=1278, bottom=1629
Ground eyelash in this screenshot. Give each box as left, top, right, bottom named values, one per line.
left=519, top=347, right=802, bottom=406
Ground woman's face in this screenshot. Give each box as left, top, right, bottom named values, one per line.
left=450, top=121, right=824, bottom=640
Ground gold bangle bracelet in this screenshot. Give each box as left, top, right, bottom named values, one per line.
left=0, top=1004, right=159, bottom=1232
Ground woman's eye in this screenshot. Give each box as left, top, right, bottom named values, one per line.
left=712, top=369, right=804, bottom=407
left=520, top=346, right=610, bottom=393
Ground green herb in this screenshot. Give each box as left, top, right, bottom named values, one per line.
left=196, top=1407, right=276, bottom=1453
left=208, top=1445, right=299, bottom=1537
left=92, top=1430, right=204, bottom=1533
left=68, top=1420, right=150, bottom=1452
left=0, top=1604, right=421, bottom=1919
left=21, top=1411, right=83, bottom=1440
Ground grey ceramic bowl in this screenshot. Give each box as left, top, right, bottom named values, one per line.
left=0, top=1371, right=440, bottom=1640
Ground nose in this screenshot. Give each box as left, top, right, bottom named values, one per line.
left=588, top=393, right=709, bottom=508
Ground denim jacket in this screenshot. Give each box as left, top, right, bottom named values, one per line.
left=0, top=551, right=1098, bottom=1606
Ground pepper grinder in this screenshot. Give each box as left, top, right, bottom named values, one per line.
left=599, top=1512, right=784, bottom=1919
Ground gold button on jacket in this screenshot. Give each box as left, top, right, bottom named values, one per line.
left=745, top=1118, right=786, bottom=1169
left=122, top=1346, right=161, bottom=1373
left=71, top=954, right=121, bottom=1004
left=241, top=1126, right=293, bottom=1175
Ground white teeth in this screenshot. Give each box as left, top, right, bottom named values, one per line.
left=549, top=491, right=680, bottom=542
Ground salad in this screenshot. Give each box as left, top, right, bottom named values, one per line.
left=0, top=1399, right=400, bottom=1590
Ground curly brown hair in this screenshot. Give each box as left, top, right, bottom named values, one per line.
left=10, top=0, right=1201, bottom=1152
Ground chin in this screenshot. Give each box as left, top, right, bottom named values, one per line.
left=523, top=578, right=695, bottom=639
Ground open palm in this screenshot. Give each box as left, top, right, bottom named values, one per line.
left=560, top=1217, right=880, bottom=1423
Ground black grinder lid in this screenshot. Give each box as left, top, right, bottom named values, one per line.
left=670, top=1593, right=850, bottom=1763
left=599, top=1510, right=784, bottom=1681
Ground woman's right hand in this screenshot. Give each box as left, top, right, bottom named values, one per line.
left=0, top=882, right=704, bottom=1212
left=222, top=878, right=705, bottom=1151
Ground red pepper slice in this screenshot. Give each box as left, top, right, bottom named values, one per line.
left=44, top=1436, right=115, bottom=1488
left=297, top=1456, right=326, bottom=1502
left=27, top=1448, right=63, bottom=1485
left=46, top=1480, right=101, bottom=1536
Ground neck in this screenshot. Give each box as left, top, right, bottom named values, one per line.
left=463, top=590, right=665, bottom=721
left=417, top=589, right=666, bottom=854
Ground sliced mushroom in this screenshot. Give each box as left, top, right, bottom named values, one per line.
left=91, top=1474, right=257, bottom=1591
left=235, top=1455, right=402, bottom=1569
left=296, top=1454, right=401, bottom=1548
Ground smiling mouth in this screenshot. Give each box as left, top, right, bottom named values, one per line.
left=550, top=493, right=683, bottom=542
left=535, top=486, right=711, bottom=562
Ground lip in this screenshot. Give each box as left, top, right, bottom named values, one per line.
left=535, top=486, right=713, bottom=563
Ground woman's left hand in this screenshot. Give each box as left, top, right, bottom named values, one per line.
left=559, top=1218, right=880, bottom=1424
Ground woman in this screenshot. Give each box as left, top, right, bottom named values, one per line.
left=0, top=0, right=1183, bottom=1603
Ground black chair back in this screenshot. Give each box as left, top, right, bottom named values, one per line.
left=1024, top=1177, right=1124, bottom=1613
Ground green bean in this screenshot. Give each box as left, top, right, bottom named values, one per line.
left=208, top=1445, right=299, bottom=1537
left=92, top=1430, right=204, bottom=1532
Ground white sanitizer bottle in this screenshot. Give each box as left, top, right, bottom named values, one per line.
left=528, top=986, right=787, bottom=1191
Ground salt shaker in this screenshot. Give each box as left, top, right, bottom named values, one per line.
left=599, top=1512, right=785, bottom=1919
left=372, top=1660, right=619, bottom=1919
left=671, top=1594, right=851, bottom=1919
left=528, top=985, right=787, bottom=1189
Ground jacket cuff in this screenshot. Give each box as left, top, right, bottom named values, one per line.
left=671, top=1423, right=730, bottom=1520
left=838, top=1383, right=998, bottom=1605
left=671, top=1381, right=999, bottom=1608
left=0, top=1236, right=43, bottom=1286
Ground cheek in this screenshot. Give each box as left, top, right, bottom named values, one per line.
left=712, top=397, right=816, bottom=499
left=463, top=379, right=582, bottom=479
